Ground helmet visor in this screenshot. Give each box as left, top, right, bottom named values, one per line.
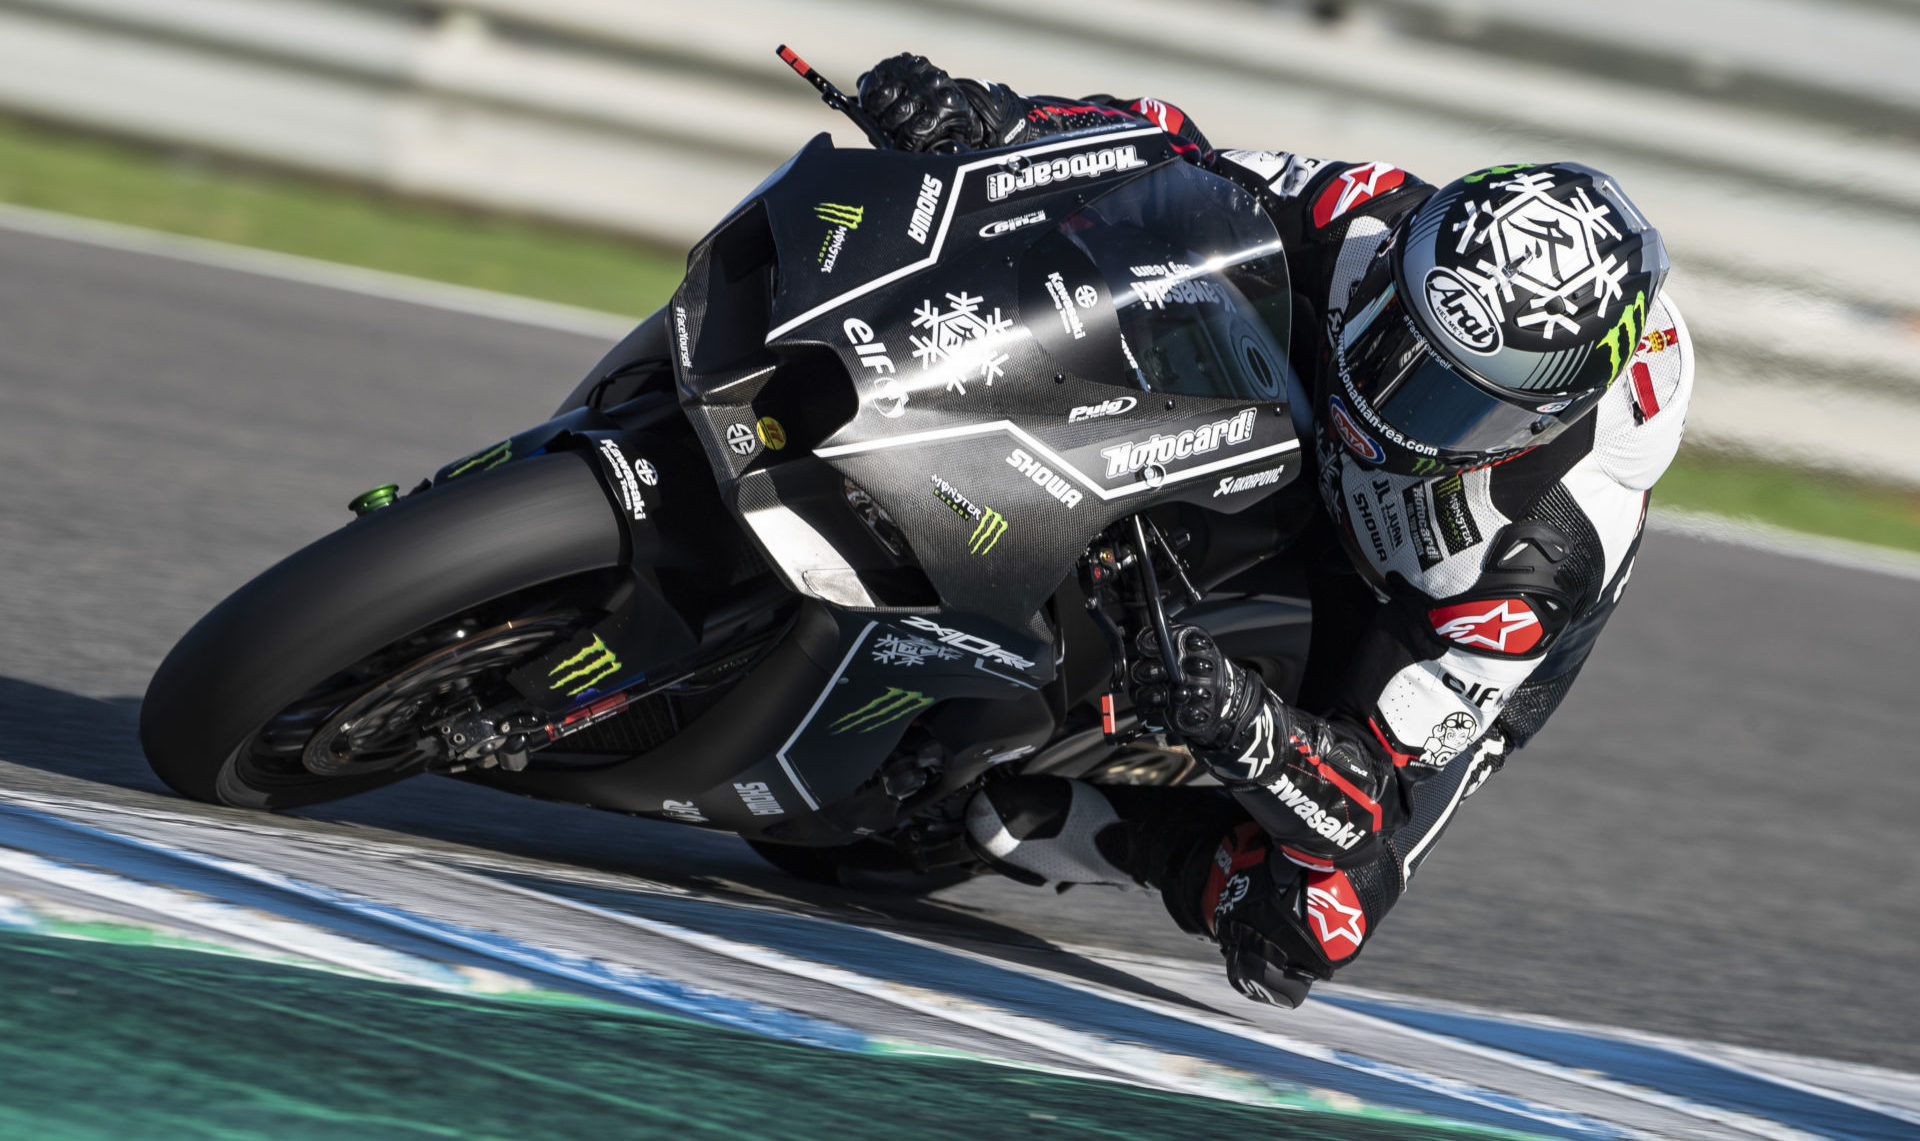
left=1333, top=279, right=1598, bottom=467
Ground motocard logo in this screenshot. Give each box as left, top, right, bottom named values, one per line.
left=979, top=209, right=1046, bottom=239
left=1429, top=598, right=1543, bottom=654
left=1423, top=267, right=1501, bottom=354
left=907, top=174, right=943, bottom=244
left=1100, top=408, right=1256, bottom=479
left=1214, top=468, right=1283, bottom=497
left=986, top=144, right=1147, bottom=201
left=1327, top=395, right=1385, bottom=464
left=1068, top=396, right=1135, bottom=423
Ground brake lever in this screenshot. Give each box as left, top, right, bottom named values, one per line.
left=776, top=45, right=896, bottom=151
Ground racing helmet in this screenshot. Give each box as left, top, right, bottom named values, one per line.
left=1326, top=162, right=1668, bottom=476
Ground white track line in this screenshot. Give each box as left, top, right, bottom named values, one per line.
left=1649, top=507, right=1920, bottom=583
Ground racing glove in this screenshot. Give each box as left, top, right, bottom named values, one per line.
left=1200, top=822, right=1397, bottom=1007
left=855, top=54, right=1025, bottom=153
left=1131, top=626, right=1393, bottom=868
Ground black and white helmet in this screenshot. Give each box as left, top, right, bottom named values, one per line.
left=1326, top=162, right=1669, bottom=475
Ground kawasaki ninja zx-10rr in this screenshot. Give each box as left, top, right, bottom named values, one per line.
left=141, top=84, right=1317, bottom=886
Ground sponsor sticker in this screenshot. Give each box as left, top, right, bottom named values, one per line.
left=813, top=202, right=862, bottom=273
left=755, top=416, right=787, bottom=450
left=1327, top=395, right=1385, bottom=464
left=633, top=458, right=658, bottom=487
left=1428, top=597, right=1542, bottom=654
left=1100, top=408, right=1257, bottom=479
left=1068, top=396, right=1136, bottom=423
left=1403, top=483, right=1444, bottom=569
left=1418, top=710, right=1479, bottom=768
left=1431, top=473, right=1482, bottom=553
left=1006, top=447, right=1082, bottom=509
left=1312, top=162, right=1405, bottom=228
left=985, top=144, right=1148, bottom=201
left=1305, top=870, right=1368, bottom=960
left=548, top=634, right=620, bottom=698
left=843, top=317, right=907, bottom=418
left=597, top=439, right=648, bottom=521
left=979, top=209, right=1046, bottom=239
left=829, top=688, right=933, bottom=735
left=1214, top=467, right=1284, bottom=497
left=901, top=615, right=1036, bottom=670
left=724, top=422, right=756, bottom=457
left=931, top=474, right=1009, bottom=555
left=733, top=781, right=785, bottom=816
left=907, top=174, right=943, bottom=244
left=660, top=799, right=707, bottom=823
left=910, top=291, right=1014, bottom=396
left=1423, top=267, right=1501, bottom=353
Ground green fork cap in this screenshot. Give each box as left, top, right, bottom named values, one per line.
left=348, top=483, right=400, bottom=516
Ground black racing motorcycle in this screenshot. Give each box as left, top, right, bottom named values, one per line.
left=141, top=55, right=1319, bottom=884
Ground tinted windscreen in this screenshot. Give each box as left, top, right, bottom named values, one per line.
left=1030, top=161, right=1294, bottom=402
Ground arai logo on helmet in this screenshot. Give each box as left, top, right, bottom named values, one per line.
left=1327, top=395, right=1385, bottom=464
left=1423, top=268, right=1501, bottom=354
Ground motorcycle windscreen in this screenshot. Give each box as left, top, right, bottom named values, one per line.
left=1017, top=160, right=1296, bottom=404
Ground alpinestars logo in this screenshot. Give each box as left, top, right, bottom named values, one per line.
left=1305, top=872, right=1368, bottom=960
left=985, top=144, right=1147, bottom=201
left=830, top=687, right=934, bottom=735
left=1100, top=408, right=1256, bottom=479
left=1429, top=598, right=1542, bottom=654
left=1312, top=162, right=1405, bottom=228
left=1264, top=770, right=1368, bottom=851
left=548, top=635, right=619, bottom=697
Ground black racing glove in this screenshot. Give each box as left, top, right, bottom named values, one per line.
left=1132, top=625, right=1393, bottom=868
left=856, top=54, right=1027, bottom=152
left=1128, top=626, right=1262, bottom=751
left=1200, top=822, right=1396, bottom=1006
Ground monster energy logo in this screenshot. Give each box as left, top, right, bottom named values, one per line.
left=830, top=687, right=933, bottom=734
left=814, top=203, right=864, bottom=228
left=1461, top=163, right=1537, bottom=184
left=969, top=507, right=1008, bottom=554
left=1410, top=456, right=1446, bottom=476
left=1598, top=289, right=1649, bottom=379
left=446, top=440, right=511, bottom=479
left=548, top=635, right=620, bottom=697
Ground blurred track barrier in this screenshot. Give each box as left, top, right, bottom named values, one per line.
left=1, top=0, right=1918, bottom=483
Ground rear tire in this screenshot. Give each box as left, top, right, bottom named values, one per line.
left=140, top=452, right=625, bottom=809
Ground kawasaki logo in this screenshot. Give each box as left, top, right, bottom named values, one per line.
left=1264, top=770, right=1367, bottom=850
left=830, top=687, right=934, bottom=734
left=985, top=144, right=1147, bottom=201
left=548, top=635, right=620, bottom=697
left=970, top=506, right=1008, bottom=554
left=1100, top=408, right=1256, bottom=479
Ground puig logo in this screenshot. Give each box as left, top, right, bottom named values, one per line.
left=1068, top=396, right=1136, bottom=423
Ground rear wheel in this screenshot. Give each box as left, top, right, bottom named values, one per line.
left=141, top=453, right=627, bottom=809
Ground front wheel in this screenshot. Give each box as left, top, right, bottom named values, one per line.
left=140, top=452, right=626, bottom=809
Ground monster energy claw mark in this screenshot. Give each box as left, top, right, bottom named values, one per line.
left=830, top=687, right=934, bottom=734
left=813, top=203, right=864, bottom=228
left=548, top=635, right=620, bottom=697
left=969, top=508, right=1008, bottom=554
left=1599, top=289, right=1649, bottom=379
left=446, top=440, right=511, bottom=479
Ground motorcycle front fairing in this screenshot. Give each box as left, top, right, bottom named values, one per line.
left=671, top=125, right=1306, bottom=633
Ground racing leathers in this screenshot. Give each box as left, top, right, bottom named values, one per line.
left=859, top=57, right=1696, bottom=1004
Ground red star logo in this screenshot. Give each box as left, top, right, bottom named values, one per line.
left=1306, top=871, right=1367, bottom=960
left=1313, top=162, right=1406, bottom=227
left=1428, top=598, right=1543, bottom=654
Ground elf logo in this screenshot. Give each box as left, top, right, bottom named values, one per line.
left=1441, top=672, right=1503, bottom=708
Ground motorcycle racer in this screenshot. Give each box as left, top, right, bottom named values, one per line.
left=855, top=55, right=1694, bottom=1008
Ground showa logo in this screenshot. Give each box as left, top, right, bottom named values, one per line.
left=907, top=174, right=943, bottom=244
left=986, top=145, right=1147, bottom=201
left=1100, top=409, right=1257, bottom=479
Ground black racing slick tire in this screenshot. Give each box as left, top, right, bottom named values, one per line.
left=140, top=452, right=626, bottom=809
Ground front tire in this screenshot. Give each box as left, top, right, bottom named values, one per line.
left=141, top=452, right=625, bottom=809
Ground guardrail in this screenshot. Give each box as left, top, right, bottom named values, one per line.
left=2, top=0, right=1918, bottom=483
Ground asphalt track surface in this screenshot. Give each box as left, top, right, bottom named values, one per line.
left=1, top=224, right=1915, bottom=1075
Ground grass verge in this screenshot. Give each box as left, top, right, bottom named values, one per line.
left=2, top=116, right=1916, bottom=556
left=0, top=115, right=683, bottom=316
